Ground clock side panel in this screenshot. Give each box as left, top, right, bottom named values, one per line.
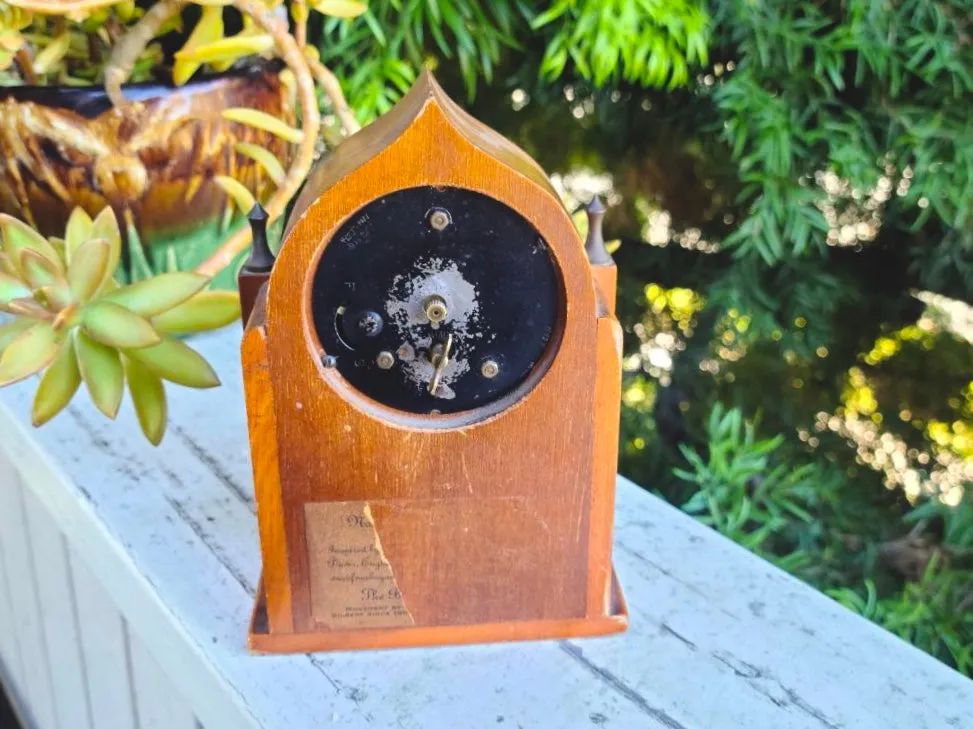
left=241, top=317, right=294, bottom=633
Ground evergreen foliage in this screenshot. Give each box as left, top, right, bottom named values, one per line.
left=311, top=0, right=973, bottom=675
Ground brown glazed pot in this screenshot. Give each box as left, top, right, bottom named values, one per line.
left=0, top=66, right=293, bottom=254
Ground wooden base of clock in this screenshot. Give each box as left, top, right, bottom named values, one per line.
left=248, top=572, right=628, bottom=654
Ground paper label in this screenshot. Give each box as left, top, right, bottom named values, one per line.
left=304, top=501, right=413, bottom=629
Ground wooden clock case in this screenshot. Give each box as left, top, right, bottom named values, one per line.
left=241, top=70, right=627, bottom=653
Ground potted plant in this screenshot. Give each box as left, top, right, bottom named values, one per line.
left=0, top=0, right=366, bottom=441
left=0, top=0, right=362, bottom=285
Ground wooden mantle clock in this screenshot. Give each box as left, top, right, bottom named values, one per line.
left=239, top=70, right=627, bottom=653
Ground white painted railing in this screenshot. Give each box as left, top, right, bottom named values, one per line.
left=0, top=327, right=970, bottom=729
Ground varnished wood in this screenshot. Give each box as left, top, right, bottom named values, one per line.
left=243, top=69, right=626, bottom=651
left=242, top=291, right=293, bottom=633
left=586, top=314, right=623, bottom=617
left=238, top=273, right=269, bottom=329
left=248, top=573, right=627, bottom=653
left=592, top=264, right=618, bottom=317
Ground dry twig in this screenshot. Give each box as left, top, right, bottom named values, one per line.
left=293, top=0, right=308, bottom=47
left=307, top=53, right=360, bottom=135
left=104, top=0, right=187, bottom=107
left=82, top=0, right=361, bottom=277
left=193, top=0, right=322, bottom=277
left=14, top=48, right=37, bottom=84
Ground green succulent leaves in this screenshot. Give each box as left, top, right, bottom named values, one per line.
left=105, top=272, right=209, bottom=316
left=82, top=302, right=161, bottom=349
left=128, top=338, right=220, bottom=389
left=0, top=322, right=59, bottom=386
left=151, top=291, right=241, bottom=335
left=0, top=319, right=31, bottom=352
left=67, top=238, right=110, bottom=301
left=77, top=329, right=124, bottom=419
left=0, top=207, right=240, bottom=445
left=22, top=250, right=64, bottom=290
left=64, top=207, right=95, bottom=261
left=123, top=356, right=167, bottom=446
left=89, top=207, right=122, bottom=293
left=0, top=272, right=31, bottom=307
left=33, top=333, right=81, bottom=427
left=0, top=214, right=62, bottom=277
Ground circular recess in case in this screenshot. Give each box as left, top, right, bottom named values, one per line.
left=311, top=185, right=562, bottom=415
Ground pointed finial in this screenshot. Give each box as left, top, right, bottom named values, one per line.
left=243, top=203, right=275, bottom=273
left=584, top=196, right=611, bottom=265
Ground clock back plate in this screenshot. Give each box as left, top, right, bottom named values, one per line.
left=247, top=72, right=621, bottom=643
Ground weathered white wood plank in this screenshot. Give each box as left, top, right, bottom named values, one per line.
left=9, top=386, right=654, bottom=727
left=69, top=550, right=138, bottom=729
left=0, top=387, right=663, bottom=729
left=158, top=328, right=973, bottom=729
left=163, top=330, right=255, bottom=509
left=569, top=485, right=973, bottom=729
left=22, top=487, right=94, bottom=729
left=0, top=394, right=360, bottom=729
left=0, top=325, right=971, bottom=729
left=0, top=506, right=27, bottom=727
left=0, top=468, right=59, bottom=729
left=129, top=634, right=196, bottom=729
left=0, top=506, right=22, bottom=676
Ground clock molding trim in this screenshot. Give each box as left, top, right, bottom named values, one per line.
left=242, top=70, right=627, bottom=653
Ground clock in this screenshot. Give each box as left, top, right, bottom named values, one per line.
left=239, top=70, right=627, bottom=653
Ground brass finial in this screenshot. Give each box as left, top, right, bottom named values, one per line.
left=584, top=196, right=611, bottom=265
left=243, top=203, right=275, bottom=273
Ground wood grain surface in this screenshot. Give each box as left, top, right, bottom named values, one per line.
left=242, top=70, right=626, bottom=650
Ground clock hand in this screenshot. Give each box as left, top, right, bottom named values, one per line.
left=428, top=333, right=453, bottom=396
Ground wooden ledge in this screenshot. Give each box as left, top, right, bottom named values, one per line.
left=0, top=326, right=970, bottom=729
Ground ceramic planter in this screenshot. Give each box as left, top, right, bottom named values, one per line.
left=0, top=66, right=294, bottom=283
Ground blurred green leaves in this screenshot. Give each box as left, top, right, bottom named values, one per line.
left=676, top=404, right=830, bottom=565
left=317, top=0, right=709, bottom=123
left=532, top=0, right=708, bottom=89
left=711, top=0, right=973, bottom=264
left=391, top=0, right=973, bottom=680
left=676, top=403, right=973, bottom=675
left=830, top=543, right=973, bottom=676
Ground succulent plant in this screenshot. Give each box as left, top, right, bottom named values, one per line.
left=0, top=206, right=240, bottom=444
